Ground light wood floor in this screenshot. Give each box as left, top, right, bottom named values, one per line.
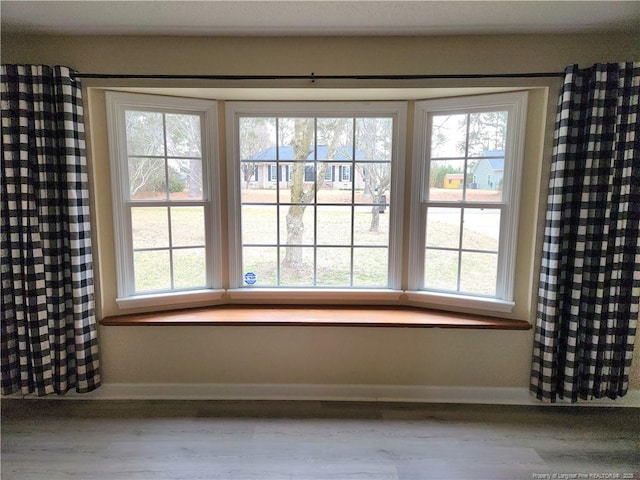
left=2, top=400, right=639, bottom=480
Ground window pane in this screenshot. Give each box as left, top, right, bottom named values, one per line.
left=303, top=163, right=317, bottom=182
left=461, top=209, right=500, bottom=252
left=243, top=205, right=278, bottom=245
left=317, top=206, right=352, bottom=246
left=240, top=118, right=279, bottom=206
left=426, top=208, right=461, bottom=249
left=317, top=247, right=351, bottom=286
left=285, top=162, right=316, bottom=187
left=317, top=118, right=353, bottom=158
left=324, top=165, right=334, bottom=181
left=134, top=249, right=171, bottom=292
left=466, top=156, right=503, bottom=203
left=354, top=205, right=389, bottom=246
left=242, top=180, right=277, bottom=204
left=278, top=118, right=314, bottom=160
left=467, top=111, right=508, bottom=156
left=125, top=111, right=164, bottom=156
left=429, top=160, right=464, bottom=201
left=240, top=118, right=276, bottom=161
left=340, top=165, right=352, bottom=182
left=165, top=114, right=201, bottom=158
left=279, top=205, right=314, bottom=245
left=171, top=206, right=205, bottom=247
left=460, top=252, right=498, bottom=296
left=242, top=247, right=278, bottom=286
left=317, top=180, right=353, bottom=204
left=240, top=162, right=260, bottom=189
left=128, top=158, right=166, bottom=200
left=317, top=161, right=340, bottom=186
left=353, top=248, right=388, bottom=287
left=355, top=162, right=391, bottom=207
left=168, top=159, right=202, bottom=200
left=131, top=207, right=169, bottom=249
left=280, top=246, right=314, bottom=286
left=424, top=249, right=458, bottom=291
left=356, top=118, right=392, bottom=161
left=430, top=114, right=467, bottom=158
left=173, top=248, right=206, bottom=289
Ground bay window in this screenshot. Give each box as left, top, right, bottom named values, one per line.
left=106, top=91, right=527, bottom=314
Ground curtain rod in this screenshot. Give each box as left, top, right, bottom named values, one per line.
left=71, top=71, right=565, bottom=81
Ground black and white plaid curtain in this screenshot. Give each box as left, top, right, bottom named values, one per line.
left=1, top=65, right=101, bottom=395
left=531, top=63, right=640, bottom=402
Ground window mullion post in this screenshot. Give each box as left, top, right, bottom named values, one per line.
left=313, top=118, right=318, bottom=286
left=275, top=117, right=281, bottom=286
left=455, top=113, right=473, bottom=293
left=162, top=113, right=176, bottom=290
left=350, top=118, right=357, bottom=287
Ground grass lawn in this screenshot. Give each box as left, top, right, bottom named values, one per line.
left=131, top=206, right=206, bottom=292
left=241, top=205, right=390, bottom=287
left=129, top=199, right=499, bottom=293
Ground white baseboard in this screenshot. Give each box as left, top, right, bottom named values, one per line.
left=10, top=383, right=638, bottom=407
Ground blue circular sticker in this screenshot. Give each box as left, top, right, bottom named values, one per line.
left=244, top=272, right=257, bottom=285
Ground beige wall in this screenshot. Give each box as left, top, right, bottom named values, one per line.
left=2, top=33, right=639, bottom=390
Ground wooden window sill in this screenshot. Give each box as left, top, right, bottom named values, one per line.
left=100, top=305, right=531, bottom=330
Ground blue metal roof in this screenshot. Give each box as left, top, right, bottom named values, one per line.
left=252, top=145, right=364, bottom=161
left=482, top=150, right=504, bottom=171
left=487, top=158, right=504, bottom=170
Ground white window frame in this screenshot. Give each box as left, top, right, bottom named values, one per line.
left=106, top=92, right=224, bottom=309
left=340, top=165, right=352, bottom=182
left=407, top=91, right=528, bottom=313
left=225, top=101, right=407, bottom=302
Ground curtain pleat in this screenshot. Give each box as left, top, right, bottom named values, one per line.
left=1, top=64, right=100, bottom=396
left=531, top=62, right=640, bottom=402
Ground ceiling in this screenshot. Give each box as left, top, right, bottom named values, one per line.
left=2, top=1, right=639, bottom=37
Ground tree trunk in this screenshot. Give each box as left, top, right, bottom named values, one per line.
left=283, top=204, right=306, bottom=268
left=370, top=192, right=380, bottom=232
left=188, top=159, right=202, bottom=197
left=283, top=121, right=313, bottom=269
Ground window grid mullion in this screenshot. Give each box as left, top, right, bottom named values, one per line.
left=426, top=245, right=499, bottom=255
left=462, top=113, right=470, bottom=203
left=128, top=154, right=201, bottom=161
left=133, top=245, right=205, bottom=252
left=129, top=201, right=207, bottom=208
left=456, top=207, right=464, bottom=292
